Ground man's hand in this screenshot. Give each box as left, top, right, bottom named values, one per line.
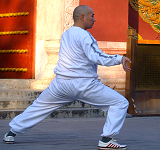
left=122, top=56, right=131, bottom=72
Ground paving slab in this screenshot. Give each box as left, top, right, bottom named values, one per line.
left=0, top=116, right=160, bottom=150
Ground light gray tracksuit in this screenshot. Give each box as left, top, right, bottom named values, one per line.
left=9, top=26, right=129, bottom=137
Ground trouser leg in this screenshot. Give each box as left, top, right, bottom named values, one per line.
left=101, top=100, right=128, bottom=137
left=9, top=77, right=129, bottom=137
left=9, top=78, right=74, bottom=134
left=76, top=78, right=129, bottom=137
left=10, top=97, right=62, bottom=134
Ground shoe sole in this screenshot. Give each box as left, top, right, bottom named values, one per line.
left=3, top=140, right=14, bottom=144
left=98, top=147, right=127, bottom=150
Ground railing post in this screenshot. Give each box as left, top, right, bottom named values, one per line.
left=125, top=29, right=137, bottom=114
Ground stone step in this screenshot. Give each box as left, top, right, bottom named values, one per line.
left=0, top=99, right=34, bottom=110
left=30, top=79, right=52, bottom=89
left=0, top=89, right=42, bottom=100
left=0, top=89, right=125, bottom=100
left=0, top=89, right=126, bottom=119
left=0, top=100, right=93, bottom=110
left=0, top=79, right=51, bottom=90
left=0, top=78, right=125, bottom=91
left=0, top=107, right=106, bottom=119
left=0, top=90, right=125, bottom=110
left=0, top=108, right=132, bottom=120
left=101, top=79, right=126, bottom=90
left=0, top=89, right=125, bottom=101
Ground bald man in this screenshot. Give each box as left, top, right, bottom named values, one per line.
left=3, top=5, right=130, bottom=149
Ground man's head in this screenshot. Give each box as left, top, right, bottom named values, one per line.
left=73, top=5, right=96, bottom=30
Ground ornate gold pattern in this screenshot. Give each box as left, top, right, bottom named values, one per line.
left=129, top=0, right=160, bottom=33
left=0, top=68, right=27, bottom=72
left=0, top=12, right=29, bottom=18
left=0, top=30, right=28, bottom=36
left=0, top=49, right=28, bottom=54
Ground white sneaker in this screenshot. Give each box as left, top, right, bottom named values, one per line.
left=98, top=139, right=127, bottom=149
left=3, top=133, right=14, bottom=144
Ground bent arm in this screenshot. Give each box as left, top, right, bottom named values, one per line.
left=81, top=33, right=123, bottom=66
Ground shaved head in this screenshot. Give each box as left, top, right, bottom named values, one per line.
left=72, top=5, right=95, bottom=30
left=73, top=5, right=92, bottom=22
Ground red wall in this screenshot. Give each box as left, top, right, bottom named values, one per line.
left=80, top=0, right=128, bottom=42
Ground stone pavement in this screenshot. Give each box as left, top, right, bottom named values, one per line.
left=0, top=116, right=160, bottom=150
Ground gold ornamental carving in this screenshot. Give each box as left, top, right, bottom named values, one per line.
left=129, top=0, right=160, bottom=33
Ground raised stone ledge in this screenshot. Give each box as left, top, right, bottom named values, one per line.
left=0, top=79, right=51, bottom=90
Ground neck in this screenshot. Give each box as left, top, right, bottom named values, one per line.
left=73, top=23, right=85, bottom=30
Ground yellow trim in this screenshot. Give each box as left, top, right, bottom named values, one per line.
left=0, top=49, right=28, bottom=54
left=137, top=34, right=143, bottom=40
left=137, top=40, right=160, bottom=44
left=0, top=68, right=27, bottom=72
left=0, top=31, right=28, bottom=36
left=128, top=25, right=143, bottom=40
left=0, top=12, right=29, bottom=18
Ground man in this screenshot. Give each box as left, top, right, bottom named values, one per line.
left=3, top=5, right=131, bottom=149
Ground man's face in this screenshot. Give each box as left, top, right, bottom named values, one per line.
left=84, top=8, right=96, bottom=30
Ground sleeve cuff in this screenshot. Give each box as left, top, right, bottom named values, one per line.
left=116, top=55, right=123, bottom=64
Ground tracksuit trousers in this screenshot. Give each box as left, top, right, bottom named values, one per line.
left=9, top=76, right=129, bottom=137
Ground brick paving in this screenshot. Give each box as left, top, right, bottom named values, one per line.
left=0, top=116, right=160, bottom=150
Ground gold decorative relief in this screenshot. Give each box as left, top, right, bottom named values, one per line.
left=129, top=0, right=160, bottom=33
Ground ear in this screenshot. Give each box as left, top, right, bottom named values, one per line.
left=80, top=14, right=85, bottom=22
